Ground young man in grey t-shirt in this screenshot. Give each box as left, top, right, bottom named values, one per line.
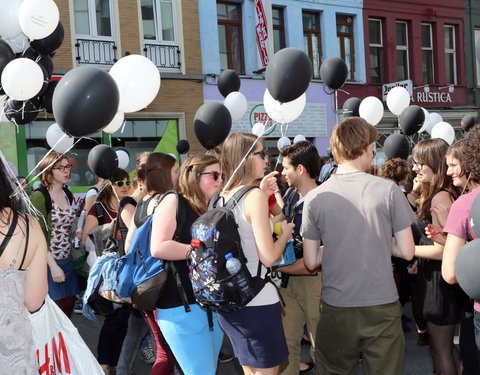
left=301, top=117, right=415, bottom=375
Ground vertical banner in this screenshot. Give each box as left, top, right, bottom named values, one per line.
left=254, top=0, right=270, bottom=69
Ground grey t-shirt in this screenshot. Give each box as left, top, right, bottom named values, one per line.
left=301, top=171, right=415, bottom=307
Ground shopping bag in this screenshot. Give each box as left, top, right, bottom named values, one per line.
left=29, top=297, right=104, bottom=375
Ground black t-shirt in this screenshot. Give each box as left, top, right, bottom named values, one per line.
left=118, top=196, right=137, bottom=242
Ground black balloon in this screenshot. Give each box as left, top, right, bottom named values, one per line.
left=30, top=22, right=64, bottom=55
left=4, top=98, right=41, bottom=125
left=399, top=105, right=425, bottom=136
left=39, top=79, right=59, bottom=114
left=217, top=70, right=241, bottom=98
left=21, top=47, right=53, bottom=77
left=53, top=66, right=120, bottom=137
left=471, top=194, right=480, bottom=238
left=265, top=48, right=312, bottom=103
left=194, top=102, right=232, bottom=150
left=176, top=139, right=190, bottom=154
left=0, top=40, right=15, bottom=95
left=455, top=239, right=480, bottom=300
left=88, top=145, right=119, bottom=179
left=320, top=56, right=349, bottom=90
left=461, top=115, right=476, bottom=132
left=342, top=97, right=361, bottom=117
left=383, top=134, right=410, bottom=160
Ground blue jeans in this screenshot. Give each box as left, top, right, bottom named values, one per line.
left=156, top=304, right=223, bottom=375
left=474, top=309, right=480, bottom=351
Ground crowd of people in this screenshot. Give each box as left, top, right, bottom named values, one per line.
left=0, top=117, right=479, bottom=375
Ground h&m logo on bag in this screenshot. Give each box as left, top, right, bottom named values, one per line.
left=36, top=331, right=71, bottom=375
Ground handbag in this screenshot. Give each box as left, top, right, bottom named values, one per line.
left=29, top=297, right=104, bottom=375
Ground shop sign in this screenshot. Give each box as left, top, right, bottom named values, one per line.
left=382, top=80, right=413, bottom=101
left=415, top=91, right=452, bottom=104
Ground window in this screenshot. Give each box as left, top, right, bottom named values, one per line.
left=444, top=25, right=456, bottom=85
left=272, top=6, right=285, bottom=53
left=476, top=29, right=480, bottom=87
left=336, top=14, right=354, bottom=81
left=73, top=0, right=113, bottom=37
left=303, top=11, right=321, bottom=78
left=421, top=23, right=434, bottom=84
left=368, top=19, right=383, bottom=83
left=217, top=1, right=244, bottom=74
left=396, top=21, right=409, bottom=81
left=141, top=0, right=176, bottom=43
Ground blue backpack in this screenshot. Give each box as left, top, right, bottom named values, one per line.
left=115, top=191, right=186, bottom=311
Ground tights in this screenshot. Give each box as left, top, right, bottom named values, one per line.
left=144, top=310, right=176, bottom=375
left=427, top=321, right=457, bottom=375
left=54, top=296, right=75, bottom=318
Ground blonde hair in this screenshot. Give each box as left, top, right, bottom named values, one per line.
left=178, top=155, right=219, bottom=215
left=330, top=117, right=378, bottom=163
left=220, top=133, right=259, bottom=191
left=38, top=152, right=68, bottom=190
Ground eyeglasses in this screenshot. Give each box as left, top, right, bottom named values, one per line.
left=52, top=164, right=72, bottom=172
left=113, top=180, right=131, bottom=187
left=412, top=160, right=424, bottom=170
left=253, top=150, right=267, bottom=159
left=199, top=171, right=221, bottom=181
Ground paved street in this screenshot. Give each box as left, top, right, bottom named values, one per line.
left=73, top=302, right=435, bottom=375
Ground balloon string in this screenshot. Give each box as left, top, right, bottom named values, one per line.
left=120, top=119, right=126, bottom=133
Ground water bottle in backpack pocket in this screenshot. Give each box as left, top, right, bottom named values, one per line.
left=188, top=186, right=267, bottom=312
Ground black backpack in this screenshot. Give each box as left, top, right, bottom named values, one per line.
left=35, top=185, right=74, bottom=214
left=188, top=186, right=268, bottom=312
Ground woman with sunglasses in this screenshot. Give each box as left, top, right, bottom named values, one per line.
left=218, top=133, right=294, bottom=375
left=81, top=168, right=132, bottom=375
left=149, top=154, right=225, bottom=375
left=412, top=139, right=463, bottom=375
left=31, top=152, right=79, bottom=317
left=124, top=152, right=179, bottom=375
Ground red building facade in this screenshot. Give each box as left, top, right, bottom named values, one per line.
left=339, top=0, right=474, bottom=132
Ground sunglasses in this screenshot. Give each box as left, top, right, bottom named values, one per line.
left=113, top=180, right=131, bottom=187
left=199, top=171, right=221, bottom=181
left=253, top=150, right=267, bottom=159
left=52, top=164, right=72, bottom=172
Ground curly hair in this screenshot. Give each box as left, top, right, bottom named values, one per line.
left=381, top=158, right=411, bottom=185
left=463, top=125, right=480, bottom=184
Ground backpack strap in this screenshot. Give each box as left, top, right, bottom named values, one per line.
left=36, top=186, right=52, bottom=215
left=63, top=186, right=74, bottom=205
left=95, top=202, right=105, bottom=226
left=225, top=185, right=259, bottom=210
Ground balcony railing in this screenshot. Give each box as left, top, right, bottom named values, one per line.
left=143, top=43, right=181, bottom=71
left=75, top=38, right=117, bottom=65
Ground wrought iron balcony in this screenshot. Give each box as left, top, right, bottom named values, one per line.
left=75, top=38, right=117, bottom=65
left=143, top=43, right=181, bottom=71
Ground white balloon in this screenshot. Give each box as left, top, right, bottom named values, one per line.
left=109, top=55, right=161, bottom=113
left=46, top=123, right=74, bottom=153
left=359, top=96, right=384, bottom=126
left=102, top=112, right=125, bottom=134
left=418, top=107, right=430, bottom=133
left=0, top=0, right=23, bottom=39
left=375, top=157, right=386, bottom=167
left=294, top=134, right=306, bottom=143
left=4, top=32, right=30, bottom=53
left=18, top=0, right=59, bottom=40
left=252, top=122, right=265, bottom=137
left=224, top=91, right=248, bottom=121
left=277, top=136, right=291, bottom=150
left=386, top=87, right=410, bottom=116
left=263, top=89, right=306, bottom=123
left=1, top=58, right=44, bottom=100
left=116, top=150, right=130, bottom=170
left=426, top=112, right=443, bottom=134
left=431, top=122, right=455, bottom=145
